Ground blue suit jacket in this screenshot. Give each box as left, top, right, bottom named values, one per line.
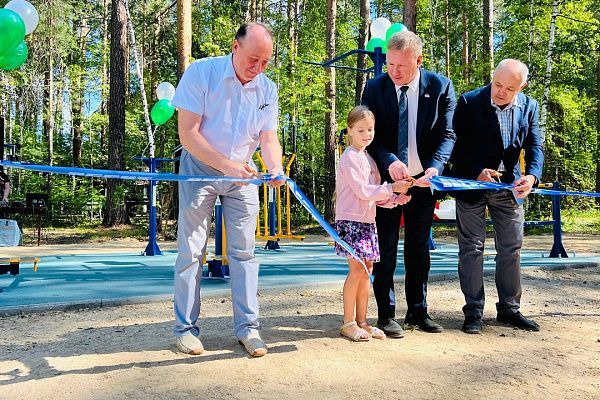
left=448, top=84, right=544, bottom=202
left=361, top=69, right=456, bottom=182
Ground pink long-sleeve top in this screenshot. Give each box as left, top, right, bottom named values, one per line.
left=335, top=146, right=399, bottom=223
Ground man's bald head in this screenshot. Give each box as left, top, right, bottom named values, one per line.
left=232, top=22, right=274, bottom=84
left=491, top=59, right=529, bottom=107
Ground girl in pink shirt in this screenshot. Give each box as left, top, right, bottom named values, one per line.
left=336, top=105, right=413, bottom=341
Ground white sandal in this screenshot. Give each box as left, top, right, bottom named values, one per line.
left=358, top=321, right=386, bottom=340
left=340, top=321, right=370, bottom=342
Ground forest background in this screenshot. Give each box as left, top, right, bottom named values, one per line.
left=0, top=0, right=599, bottom=240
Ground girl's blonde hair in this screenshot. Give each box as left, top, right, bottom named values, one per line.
left=347, top=105, right=375, bottom=128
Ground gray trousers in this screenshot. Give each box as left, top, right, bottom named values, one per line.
left=174, top=150, right=260, bottom=340
left=456, top=190, right=524, bottom=319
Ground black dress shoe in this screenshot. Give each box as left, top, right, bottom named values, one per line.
left=462, top=316, right=483, bottom=334
left=404, top=313, right=443, bottom=333
left=497, top=312, right=540, bottom=331
left=377, top=319, right=405, bottom=338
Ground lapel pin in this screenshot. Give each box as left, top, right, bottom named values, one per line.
left=424, top=93, right=430, bottom=98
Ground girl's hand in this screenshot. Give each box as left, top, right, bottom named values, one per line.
left=391, top=178, right=414, bottom=194
left=393, top=193, right=412, bottom=205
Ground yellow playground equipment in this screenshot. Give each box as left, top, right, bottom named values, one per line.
left=0, top=257, right=40, bottom=275
left=255, top=153, right=304, bottom=248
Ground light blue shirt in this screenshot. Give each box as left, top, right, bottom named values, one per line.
left=172, top=54, right=279, bottom=163
left=491, top=96, right=522, bottom=171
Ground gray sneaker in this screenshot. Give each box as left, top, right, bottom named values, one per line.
left=176, top=335, right=204, bottom=355
left=239, top=331, right=268, bottom=357
left=377, top=319, right=406, bottom=338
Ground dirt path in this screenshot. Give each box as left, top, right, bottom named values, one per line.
left=1, top=264, right=598, bottom=399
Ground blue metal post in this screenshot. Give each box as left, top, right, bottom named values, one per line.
left=370, top=46, right=385, bottom=76
left=206, top=197, right=230, bottom=277
left=143, top=158, right=162, bottom=256
left=428, top=227, right=436, bottom=250
left=265, top=187, right=280, bottom=250
left=549, top=181, right=568, bottom=258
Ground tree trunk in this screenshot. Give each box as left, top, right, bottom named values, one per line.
left=595, top=53, right=600, bottom=202
left=355, top=0, right=369, bottom=105
left=246, top=0, right=257, bottom=21
left=527, top=0, right=535, bottom=79
left=44, top=39, right=54, bottom=194
left=177, top=0, right=191, bottom=80
left=72, top=17, right=88, bottom=168
left=404, top=0, right=416, bottom=32
left=101, top=0, right=109, bottom=154
left=444, top=0, right=450, bottom=78
left=428, top=0, right=438, bottom=72
left=287, top=0, right=299, bottom=155
left=104, top=0, right=130, bottom=226
left=539, top=0, right=559, bottom=141
left=324, top=0, right=337, bottom=222
left=482, top=0, right=494, bottom=84
left=462, top=8, right=469, bottom=83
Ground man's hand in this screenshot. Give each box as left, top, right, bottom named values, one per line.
left=513, top=175, right=536, bottom=199
left=414, top=167, right=439, bottom=188
left=222, top=162, right=259, bottom=186
left=388, top=160, right=409, bottom=181
left=267, top=167, right=286, bottom=188
left=477, top=168, right=502, bottom=183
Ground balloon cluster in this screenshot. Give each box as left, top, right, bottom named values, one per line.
left=365, top=17, right=408, bottom=54
left=150, top=82, right=176, bottom=126
left=0, top=0, right=39, bottom=71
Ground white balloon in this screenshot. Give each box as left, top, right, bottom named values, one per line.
left=4, top=0, right=39, bottom=35
left=156, top=82, right=176, bottom=101
left=370, top=17, right=391, bottom=40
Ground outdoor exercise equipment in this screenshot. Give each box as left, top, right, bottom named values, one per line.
left=429, top=178, right=573, bottom=258
left=0, top=257, right=39, bottom=275
left=255, top=153, right=304, bottom=250
left=132, top=156, right=177, bottom=256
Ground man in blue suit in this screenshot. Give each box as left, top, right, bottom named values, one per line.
left=449, top=59, right=544, bottom=334
left=362, top=31, right=456, bottom=337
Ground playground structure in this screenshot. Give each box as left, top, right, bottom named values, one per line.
left=0, top=257, right=39, bottom=275
left=203, top=152, right=305, bottom=279
left=429, top=181, right=568, bottom=258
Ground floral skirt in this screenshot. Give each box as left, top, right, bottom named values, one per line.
left=334, top=220, right=380, bottom=262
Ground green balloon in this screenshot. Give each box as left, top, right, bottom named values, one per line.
left=0, top=9, right=26, bottom=58
left=366, top=38, right=387, bottom=54
left=0, top=41, right=28, bottom=71
left=151, top=99, right=175, bottom=126
left=385, top=23, right=408, bottom=43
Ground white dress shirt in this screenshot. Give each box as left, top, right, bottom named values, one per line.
left=172, top=54, right=279, bottom=163
left=395, top=69, right=424, bottom=176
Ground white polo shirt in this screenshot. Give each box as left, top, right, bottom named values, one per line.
left=172, top=54, right=279, bottom=163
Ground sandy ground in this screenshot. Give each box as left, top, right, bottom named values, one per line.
left=0, top=255, right=599, bottom=399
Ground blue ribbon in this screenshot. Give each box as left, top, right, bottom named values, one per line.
left=430, top=176, right=600, bottom=198
left=286, top=180, right=371, bottom=280
left=0, top=160, right=371, bottom=278
left=0, top=161, right=265, bottom=185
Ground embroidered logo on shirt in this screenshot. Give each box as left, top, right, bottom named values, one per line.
left=258, top=103, right=269, bottom=111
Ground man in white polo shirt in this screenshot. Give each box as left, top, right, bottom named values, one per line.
left=171, top=22, right=284, bottom=357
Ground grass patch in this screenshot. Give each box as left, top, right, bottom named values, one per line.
left=561, top=209, right=600, bottom=234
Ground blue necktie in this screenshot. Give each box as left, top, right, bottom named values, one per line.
left=398, top=85, right=409, bottom=164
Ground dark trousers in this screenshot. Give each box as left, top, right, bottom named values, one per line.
left=373, top=186, right=436, bottom=323
left=456, top=190, right=524, bottom=319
